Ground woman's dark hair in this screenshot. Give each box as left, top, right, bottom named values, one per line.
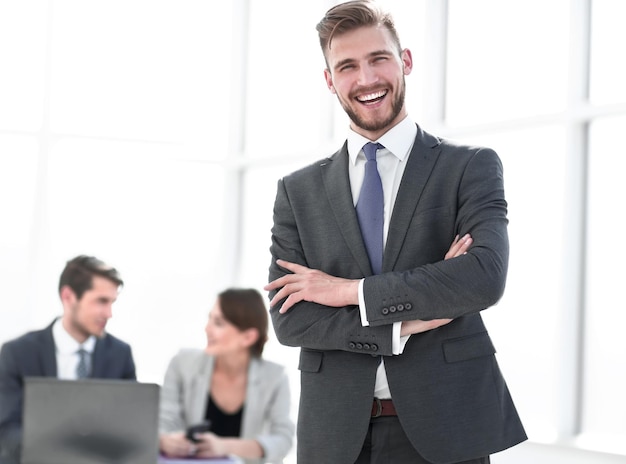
left=218, top=288, right=269, bottom=358
left=316, top=0, right=402, bottom=62
left=58, top=255, right=123, bottom=300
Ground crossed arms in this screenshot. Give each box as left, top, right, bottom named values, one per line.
left=265, top=234, right=473, bottom=337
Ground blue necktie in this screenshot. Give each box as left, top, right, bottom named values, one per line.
left=356, top=142, right=384, bottom=275
left=76, top=348, right=89, bottom=379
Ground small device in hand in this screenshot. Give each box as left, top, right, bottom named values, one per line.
left=185, top=420, right=211, bottom=443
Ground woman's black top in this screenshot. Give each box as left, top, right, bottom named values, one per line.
left=204, top=394, right=243, bottom=437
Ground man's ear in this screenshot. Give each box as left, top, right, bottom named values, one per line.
left=401, top=48, right=413, bottom=76
left=60, top=285, right=77, bottom=306
left=324, top=69, right=336, bottom=94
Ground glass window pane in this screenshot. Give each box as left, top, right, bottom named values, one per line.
left=0, top=137, right=39, bottom=244
left=447, top=0, right=569, bottom=125
left=582, top=115, right=626, bottom=451
left=48, top=0, right=231, bottom=152
left=246, top=0, right=328, bottom=158
left=0, top=136, right=40, bottom=340
left=238, top=159, right=311, bottom=291
left=0, top=0, right=47, bottom=131
left=590, top=0, right=626, bottom=105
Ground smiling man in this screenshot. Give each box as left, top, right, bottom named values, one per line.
left=265, top=1, right=527, bottom=463
left=0, top=255, right=136, bottom=464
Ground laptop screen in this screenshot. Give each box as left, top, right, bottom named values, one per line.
left=21, top=377, right=160, bottom=464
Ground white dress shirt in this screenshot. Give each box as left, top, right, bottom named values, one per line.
left=347, top=115, right=417, bottom=399
left=52, top=318, right=96, bottom=380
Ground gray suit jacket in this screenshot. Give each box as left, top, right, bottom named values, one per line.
left=159, top=349, right=294, bottom=464
left=268, top=125, right=527, bottom=464
left=0, top=319, right=136, bottom=464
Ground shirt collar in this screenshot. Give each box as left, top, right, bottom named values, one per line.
left=52, top=318, right=97, bottom=354
left=347, top=116, right=417, bottom=165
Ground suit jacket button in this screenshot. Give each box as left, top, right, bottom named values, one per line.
left=356, top=343, right=363, bottom=349
left=405, top=303, right=412, bottom=310
left=349, top=342, right=356, bottom=349
left=382, top=307, right=389, bottom=315
left=389, top=305, right=396, bottom=313
left=363, top=343, right=370, bottom=350
left=397, top=304, right=404, bottom=311
left=371, top=344, right=378, bottom=351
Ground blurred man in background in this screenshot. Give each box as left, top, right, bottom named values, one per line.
left=0, top=255, right=136, bottom=464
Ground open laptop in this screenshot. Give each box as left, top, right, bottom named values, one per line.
left=21, top=377, right=160, bottom=464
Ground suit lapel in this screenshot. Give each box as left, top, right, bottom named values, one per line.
left=40, top=322, right=57, bottom=377
left=188, top=354, right=213, bottom=425
left=91, top=338, right=106, bottom=377
left=321, top=144, right=373, bottom=276
left=384, top=127, right=442, bottom=272
left=242, top=359, right=260, bottom=438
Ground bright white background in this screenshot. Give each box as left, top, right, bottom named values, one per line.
left=1, top=1, right=624, bottom=463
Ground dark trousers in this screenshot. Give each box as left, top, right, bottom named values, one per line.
left=354, top=416, right=490, bottom=464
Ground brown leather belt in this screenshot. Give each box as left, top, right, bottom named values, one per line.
left=371, top=398, right=397, bottom=417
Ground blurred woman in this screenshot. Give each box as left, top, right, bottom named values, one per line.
left=159, top=288, right=294, bottom=463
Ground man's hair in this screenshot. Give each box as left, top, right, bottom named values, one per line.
left=218, top=288, right=269, bottom=358
left=58, top=255, right=123, bottom=300
left=316, top=0, right=402, bottom=63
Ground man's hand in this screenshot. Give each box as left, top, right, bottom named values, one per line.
left=265, top=259, right=360, bottom=313
left=400, top=318, right=455, bottom=336
left=445, top=233, right=473, bottom=259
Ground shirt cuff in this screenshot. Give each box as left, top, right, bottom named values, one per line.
left=358, top=278, right=369, bottom=326
left=394, top=324, right=410, bottom=355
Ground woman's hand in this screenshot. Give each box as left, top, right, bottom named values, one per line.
left=159, top=431, right=198, bottom=458
left=194, top=432, right=265, bottom=459
left=194, top=432, right=228, bottom=457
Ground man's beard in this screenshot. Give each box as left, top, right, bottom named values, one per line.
left=70, top=304, right=105, bottom=339
left=341, top=78, right=406, bottom=133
